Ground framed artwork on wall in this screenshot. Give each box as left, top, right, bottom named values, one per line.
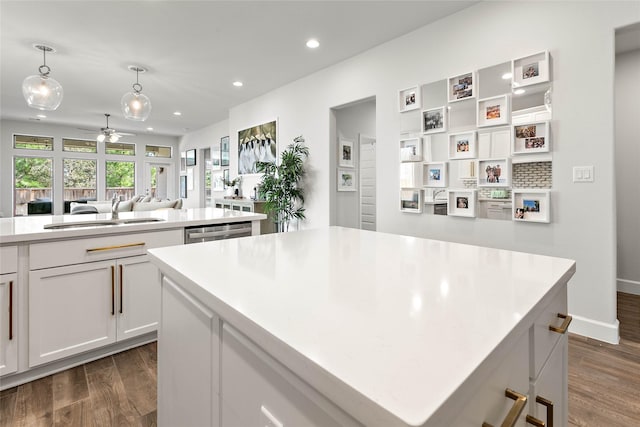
left=339, top=138, right=355, bottom=168
left=212, top=171, right=224, bottom=191
left=400, top=188, right=423, bottom=213
left=448, top=71, right=475, bottom=103
left=448, top=131, right=477, bottom=160
left=400, top=137, right=422, bottom=162
left=477, top=95, right=511, bottom=127
left=512, top=121, right=550, bottom=154
left=180, top=151, right=187, bottom=173
left=337, top=168, right=357, bottom=191
left=220, top=136, right=230, bottom=167
left=423, top=162, right=448, bottom=188
left=477, top=158, right=511, bottom=187
left=447, top=189, right=477, bottom=218
left=238, top=120, right=277, bottom=174
left=179, top=175, right=187, bottom=198
left=512, top=189, right=550, bottom=223
left=512, top=51, right=550, bottom=88
left=422, top=106, right=447, bottom=134
left=186, top=149, right=196, bottom=166
left=398, top=86, right=421, bottom=113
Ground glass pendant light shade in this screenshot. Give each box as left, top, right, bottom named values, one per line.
left=121, top=90, right=151, bottom=121
left=22, top=45, right=63, bottom=111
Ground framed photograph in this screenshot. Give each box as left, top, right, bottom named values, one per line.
left=339, top=138, right=355, bottom=167
left=512, top=121, right=550, bottom=154
left=512, top=51, right=550, bottom=88
left=448, top=72, right=475, bottom=103
left=220, top=136, right=230, bottom=167
left=448, top=131, right=477, bottom=160
left=423, top=162, right=448, bottom=188
left=512, top=189, right=550, bottom=223
left=400, top=137, right=422, bottom=162
left=238, top=120, right=277, bottom=174
left=477, top=158, right=511, bottom=187
left=222, top=169, right=230, bottom=189
left=400, top=188, right=423, bottom=213
left=422, top=106, right=447, bottom=134
left=399, top=86, right=421, bottom=113
left=337, top=168, right=357, bottom=192
left=447, top=189, right=476, bottom=218
left=477, top=95, right=511, bottom=128
left=212, top=171, right=224, bottom=191
left=179, top=175, right=187, bottom=198
left=186, top=149, right=196, bottom=166
left=180, top=151, right=186, bottom=173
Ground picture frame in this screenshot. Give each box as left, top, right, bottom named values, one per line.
left=423, top=162, right=448, bottom=188
left=400, top=188, right=423, bottom=213
left=447, top=189, right=476, bottom=218
left=186, top=149, right=196, bottom=166
left=512, top=189, right=550, bottom=223
left=477, top=95, right=510, bottom=128
left=512, top=51, right=550, bottom=88
left=400, top=162, right=422, bottom=188
left=398, top=86, right=421, bottom=113
left=180, top=151, right=186, bottom=173
left=220, top=136, right=230, bottom=167
left=212, top=171, right=224, bottom=191
left=222, top=169, right=230, bottom=189
left=238, top=120, right=277, bottom=175
left=477, top=158, right=511, bottom=187
left=448, top=71, right=475, bottom=103
left=337, top=168, right=357, bottom=192
left=179, top=175, right=187, bottom=198
left=339, top=138, right=355, bottom=168
left=400, top=137, right=423, bottom=162
left=448, top=131, right=477, bottom=160
left=422, top=106, right=447, bottom=134
left=512, top=121, right=550, bottom=154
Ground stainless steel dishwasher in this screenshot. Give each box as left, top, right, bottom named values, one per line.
left=184, top=221, right=253, bottom=244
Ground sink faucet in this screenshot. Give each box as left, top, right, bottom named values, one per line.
left=111, top=193, right=120, bottom=219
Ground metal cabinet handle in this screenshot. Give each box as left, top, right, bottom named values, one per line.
left=526, top=414, right=545, bottom=426
left=87, top=242, right=145, bottom=253
left=119, top=265, right=123, bottom=314
left=9, top=281, right=13, bottom=341
left=110, top=266, right=115, bottom=316
left=549, top=313, right=572, bottom=334
left=534, top=395, right=553, bottom=427
left=482, top=388, right=528, bottom=427
left=186, top=228, right=250, bottom=239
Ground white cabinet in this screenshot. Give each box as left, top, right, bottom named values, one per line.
left=530, top=335, right=567, bottom=427
left=0, top=273, right=18, bottom=376
left=117, top=255, right=160, bottom=340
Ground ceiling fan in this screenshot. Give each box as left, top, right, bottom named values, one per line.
left=80, top=113, right=135, bottom=143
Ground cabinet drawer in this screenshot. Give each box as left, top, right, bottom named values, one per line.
left=0, top=246, right=18, bottom=274
left=221, top=324, right=361, bottom=427
left=30, top=229, right=183, bottom=270
left=530, top=287, right=568, bottom=379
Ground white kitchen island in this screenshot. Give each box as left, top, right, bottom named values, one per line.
left=148, top=227, right=576, bottom=427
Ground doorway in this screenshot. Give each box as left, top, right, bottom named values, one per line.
left=144, top=162, right=172, bottom=199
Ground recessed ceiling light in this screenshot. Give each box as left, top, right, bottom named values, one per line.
left=306, top=39, right=320, bottom=49
left=146, top=127, right=154, bottom=131
left=233, top=81, right=243, bottom=87
left=514, top=88, right=526, bottom=95
left=173, top=111, right=182, bottom=116
left=36, top=114, right=47, bottom=119
left=502, top=72, right=513, bottom=80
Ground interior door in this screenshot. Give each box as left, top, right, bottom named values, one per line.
left=144, top=162, right=172, bottom=199
left=359, top=134, right=376, bottom=231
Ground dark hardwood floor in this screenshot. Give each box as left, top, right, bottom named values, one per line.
left=2, top=293, right=640, bottom=426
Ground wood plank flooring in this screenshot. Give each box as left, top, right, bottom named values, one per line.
left=1, top=293, right=639, bottom=426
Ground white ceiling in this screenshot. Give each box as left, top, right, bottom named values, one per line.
left=1, top=1, right=476, bottom=138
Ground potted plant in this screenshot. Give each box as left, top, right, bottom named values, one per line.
left=256, top=135, right=309, bottom=232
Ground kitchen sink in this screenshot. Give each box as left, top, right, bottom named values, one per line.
left=44, top=218, right=165, bottom=230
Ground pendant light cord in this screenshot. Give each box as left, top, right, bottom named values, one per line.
left=39, top=47, right=51, bottom=77
left=133, top=68, right=142, bottom=94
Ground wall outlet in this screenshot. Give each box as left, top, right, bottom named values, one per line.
left=260, top=405, right=283, bottom=427
left=573, top=166, right=594, bottom=183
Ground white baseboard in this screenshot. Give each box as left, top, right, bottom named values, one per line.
left=617, top=278, right=640, bottom=296
left=569, top=314, right=619, bottom=344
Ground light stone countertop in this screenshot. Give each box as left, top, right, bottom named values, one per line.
left=0, top=208, right=266, bottom=244
left=148, top=226, right=576, bottom=426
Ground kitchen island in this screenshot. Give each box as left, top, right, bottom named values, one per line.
left=0, top=208, right=266, bottom=388
left=148, top=227, right=576, bottom=427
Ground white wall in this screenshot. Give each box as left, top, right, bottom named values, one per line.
left=220, top=1, right=640, bottom=343
left=615, top=48, right=640, bottom=295
left=0, top=119, right=180, bottom=216
left=178, top=120, right=229, bottom=209
left=333, top=99, right=376, bottom=229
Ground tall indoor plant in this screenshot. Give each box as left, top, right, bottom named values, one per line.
left=256, top=135, right=309, bottom=232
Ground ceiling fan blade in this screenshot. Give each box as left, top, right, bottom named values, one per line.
left=116, top=132, right=136, bottom=137
left=77, top=127, right=97, bottom=132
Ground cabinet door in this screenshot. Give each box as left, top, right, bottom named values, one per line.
left=0, top=274, right=18, bottom=376
left=531, top=335, right=568, bottom=427
left=29, top=261, right=116, bottom=367
left=116, top=255, right=160, bottom=341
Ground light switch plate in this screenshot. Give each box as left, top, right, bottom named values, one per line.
left=573, top=166, right=594, bottom=183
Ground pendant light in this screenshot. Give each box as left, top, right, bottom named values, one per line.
left=22, top=44, right=63, bottom=111
left=121, top=65, right=151, bottom=121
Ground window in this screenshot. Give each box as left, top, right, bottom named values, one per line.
left=64, top=159, right=97, bottom=211
left=105, top=142, right=135, bottom=156
left=14, top=135, right=53, bottom=151
left=63, top=138, right=97, bottom=153
left=106, top=161, right=135, bottom=200
left=145, top=145, right=172, bottom=158
left=14, top=156, right=53, bottom=216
